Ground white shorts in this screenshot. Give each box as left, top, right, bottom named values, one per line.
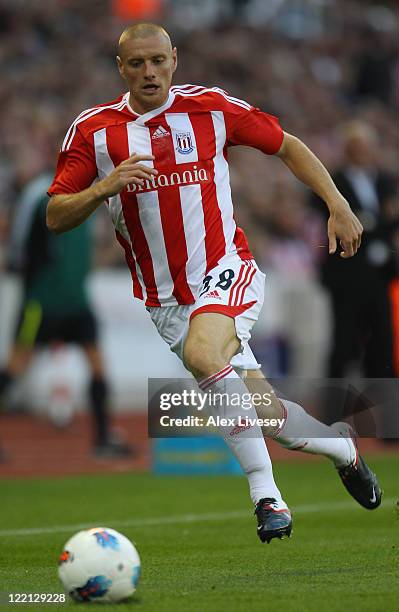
left=147, top=253, right=266, bottom=372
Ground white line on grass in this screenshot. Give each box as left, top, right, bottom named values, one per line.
left=0, top=498, right=395, bottom=538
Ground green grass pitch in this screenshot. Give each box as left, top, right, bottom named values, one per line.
left=0, top=455, right=398, bottom=611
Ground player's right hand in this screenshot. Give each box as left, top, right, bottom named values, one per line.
left=99, top=153, right=158, bottom=197
left=327, top=201, right=363, bottom=258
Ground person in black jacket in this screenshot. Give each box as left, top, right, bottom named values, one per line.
left=314, top=121, right=398, bottom=379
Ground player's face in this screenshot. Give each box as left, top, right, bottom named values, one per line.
left=117, top=34, right=177, bottom=114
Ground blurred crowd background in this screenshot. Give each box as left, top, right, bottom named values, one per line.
left=1, top=0, right=399, bottom=431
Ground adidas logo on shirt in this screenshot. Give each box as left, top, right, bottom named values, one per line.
left=152, top=125, right=170, bottom=139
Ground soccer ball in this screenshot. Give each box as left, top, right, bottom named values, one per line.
left=58, top=527, right=141, bottom=603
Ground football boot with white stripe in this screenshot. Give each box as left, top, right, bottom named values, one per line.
left=332, top=421, right=382, bottom=510
left=254, top=498, right=293, bottom=544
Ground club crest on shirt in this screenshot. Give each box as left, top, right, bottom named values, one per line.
left=175, top=132, right=195, bottom=154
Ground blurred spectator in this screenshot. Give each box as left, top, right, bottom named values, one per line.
left=248, top=182, right=330, bottom=378
left=311, top=120, right=399, bottom=378
left=0, top=172, right=133, bottom=458
left=354, top=33, right=394, bottom=106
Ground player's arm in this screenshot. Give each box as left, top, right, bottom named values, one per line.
left=47, top=153, right=158, bottom=234
left=276, top=132, right=363, bottom=258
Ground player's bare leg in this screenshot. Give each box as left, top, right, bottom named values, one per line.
left=245, top=369, right=382, bottom=510
left=183, top=313, right=292, bottom=543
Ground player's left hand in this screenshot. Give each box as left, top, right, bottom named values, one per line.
left=327, top=201, right=363, bottom=258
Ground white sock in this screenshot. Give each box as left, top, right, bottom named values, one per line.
left=199, top=366, right=285, bottom=505
left=275, top=399, right=355, bottom=467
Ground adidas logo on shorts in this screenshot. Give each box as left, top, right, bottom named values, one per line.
left=203, top=290, right=221, bottom=300
left=152, top=125, right=170, bottom=139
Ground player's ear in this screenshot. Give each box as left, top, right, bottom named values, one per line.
left=116, top=55, right=125, bottom=79
left=172, top=47, right=178, bottom=74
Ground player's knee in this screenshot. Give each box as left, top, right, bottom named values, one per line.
left=183, top=336, right=226, bottom=380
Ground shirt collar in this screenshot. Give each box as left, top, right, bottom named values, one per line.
left=124, top=90, right=175, bottom=124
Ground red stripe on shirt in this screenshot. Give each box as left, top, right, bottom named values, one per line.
left=233, top=225, right=253, bottom=260
left=115, top=230, right=143, bottom=300
left=190, top=113, right=226, bottom=273
left=149, top=123, right=194, bottom=304
left=105, top=124, right=160, bottom=306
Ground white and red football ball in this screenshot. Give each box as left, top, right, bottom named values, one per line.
left=58, top=527, right=141, bottom=603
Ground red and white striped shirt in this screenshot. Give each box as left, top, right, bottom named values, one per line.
left=49, top=84, right=284, bottom=307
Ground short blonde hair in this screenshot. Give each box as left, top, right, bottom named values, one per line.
left=118, top=23, right=172, bottom=56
